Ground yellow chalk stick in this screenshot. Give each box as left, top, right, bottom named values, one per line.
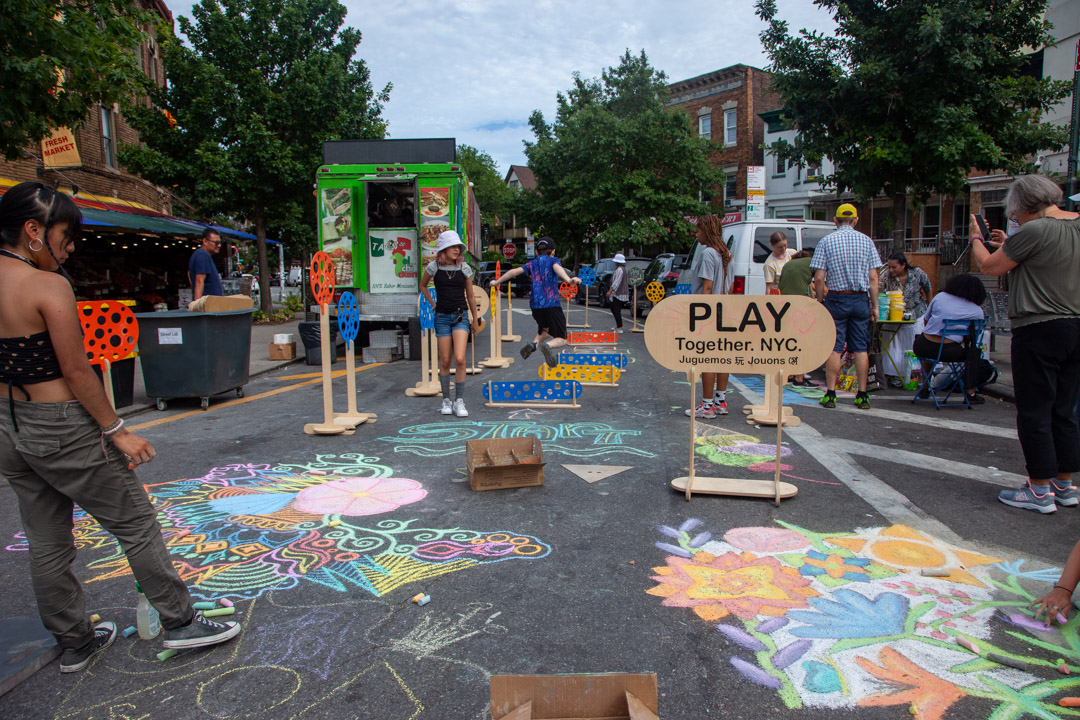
left=89, top=613, right=101, bottom=623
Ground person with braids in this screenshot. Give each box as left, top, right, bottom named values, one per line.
left=684, top=214, right=733, bottom=418
left=0, top=182, right=240, bottom=674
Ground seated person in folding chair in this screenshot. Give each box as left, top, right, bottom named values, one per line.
left=912, top=273, right=986, bottom=404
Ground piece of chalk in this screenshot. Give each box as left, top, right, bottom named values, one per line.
left=327, top=520, right=341, bottom=527
left=122, top=626, right=138, bottom=638
left=192, top=601, right=216, bottom=610
left=1060, top=698, right=1080, bottom=707
left=416, top=595, right=431, bottom=606
left=1060, top=664, right=1071, bottom=675
left=956, top=637, right=980, bottom=654
left=157, top=649, right=178, bottom=661
left=985, top=653, right=1031, bottom=671
left=174, top=529, right=190, bottom=538
left=411, top=593, right=426, bottom=603
left=309, top=470, right=327, bottom=475
left=202, top=607, right=235, bottom=618
left=1058, top=612, right=1069, bottom=624
left=921, top=568, right=951, bottom=577
left=219, top=599, right=234, bottom=608
left=89, top=613, right=101, bottom=623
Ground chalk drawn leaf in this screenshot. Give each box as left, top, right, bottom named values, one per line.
left=294, top=477, right=427, bottom=516
left=730, top=656, right=782, bottom=689
left=801, top=660, right=842, bottom=694
left=787, top=589, right=907, bottom=639
left=854, top=647, right=966, bottom=719
left=208, top=492, right=297, bottom=517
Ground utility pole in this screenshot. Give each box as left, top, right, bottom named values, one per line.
left=1068, top=38, right=1079, bottom=211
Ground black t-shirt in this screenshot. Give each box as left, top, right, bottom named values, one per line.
left=426, top=261, right=472, bottom=313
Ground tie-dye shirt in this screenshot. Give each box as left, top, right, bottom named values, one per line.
left=523, top=255, right=563, bottom=309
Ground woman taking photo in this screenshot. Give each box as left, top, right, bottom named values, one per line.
left=0, top=182, right=239, bottom=673
left=971, top=174, right=1080, bottom=514
left=419, top=230, right=480, bottom=417
left=881, top=252, right=932, bottom=387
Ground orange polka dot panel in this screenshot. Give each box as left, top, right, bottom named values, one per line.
left=559, top=282, right=578, bottom=299
left=78, top=301, right=139, bottom=365
left=310, top=251, right=336, bottom=306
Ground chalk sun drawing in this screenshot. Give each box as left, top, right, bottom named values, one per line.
left=378, top=420, right=656, bottom=458
left=5, top=455, right=550, bottom=601
left=648, top=520, right=1078, bottom=718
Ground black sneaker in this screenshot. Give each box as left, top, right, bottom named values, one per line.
left=538, top=342, right=558, bottom=367
left=60, top=621, right=117, bottom=673
left=819, top=392, right=836, bottom=409
left=854, top=392, right=871, bottom=410
left=162, top=611, right=240, bottom=650
left=519, top=343, right=535, bottom=360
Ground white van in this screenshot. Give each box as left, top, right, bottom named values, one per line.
left=687, top=218, right=839, bottom=295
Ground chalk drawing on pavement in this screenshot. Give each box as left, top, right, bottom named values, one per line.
left=648, top=519, right=1078, bottom=717
left=378, top=420, right=657, bottom=458
left=5, top=456, right=551, bottom=601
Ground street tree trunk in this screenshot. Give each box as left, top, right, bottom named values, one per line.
left=254, top=200, right=272, bottom=314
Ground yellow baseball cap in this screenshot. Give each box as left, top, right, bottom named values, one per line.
left=835, top=203, right=858, bottom=219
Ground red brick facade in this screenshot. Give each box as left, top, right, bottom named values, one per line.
left=666, top=65, right=782, bottom=209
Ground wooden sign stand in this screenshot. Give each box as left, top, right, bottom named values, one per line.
left=406, top=295, right=442, bottom=396
left=304, top=252, right=353, bottom=435
left=333, top=291, right=376, bottom=426
left=501, top=283, right=521, bottom=342
left=744, top=373, right=798, bottom=426
left=630, top=284, right=644, bottom=333
left=644, top=294, right=835, bottom=506
left=465, top=285, right=489, bottom=375
left=79, top=300, right=139, bottom=411
left=481, top=285, right=512, bottom=368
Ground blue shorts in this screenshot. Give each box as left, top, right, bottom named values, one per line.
left=824, top=293, right=871, bottom=353
left=433, top=310, right=470, bottom=338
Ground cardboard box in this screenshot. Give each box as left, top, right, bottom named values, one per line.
left=189, top=294, right=254, bottom=312
left=269, top=342, right=296, bottom=360
left=466, top=438, right=545, bottom=491
left=490, top=673, right=659, bottom=720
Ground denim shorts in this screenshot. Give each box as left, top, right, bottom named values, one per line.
left=434, top=310, right=470, bottom=338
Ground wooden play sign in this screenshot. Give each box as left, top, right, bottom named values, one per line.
left=644, top=294, right=835, bottom=505
left=78, top=300, right=139, bottom=409
left=333, top=290, right=376, bottom=428
left=304, top=252, right=353, bottom=435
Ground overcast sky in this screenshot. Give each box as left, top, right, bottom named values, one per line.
left=165, top=1, right=836, bottom=176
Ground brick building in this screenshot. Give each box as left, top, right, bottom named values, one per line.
left=665, top=65, right=782, bottom=211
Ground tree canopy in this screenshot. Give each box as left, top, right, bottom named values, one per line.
left=120, top=0, right=389, bottom=310
left=518, top=50, right=726, bottom=264
left=755, top=0, right=1071, bottom=207
left=456, top=144, right=513, bottom=232
left=1, top=0, right=151, bottom=160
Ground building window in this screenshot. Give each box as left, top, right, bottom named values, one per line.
left=724, top=166, right=738, bottom=206
left=806, top=163, right=821, bottom=181
left=724, top=109, right=737, bottom=145
left=952, top=200, right=969, bottom=238
left=698, top=114, right=711, bottom=139
left=772, top=149, right=785, bottom=177
left=922, top=204, right=940, bottom=238
left=101, top=105, right=116, bottom=168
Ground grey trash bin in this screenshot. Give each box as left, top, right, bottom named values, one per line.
left=135, top=309, right=254, bottom=410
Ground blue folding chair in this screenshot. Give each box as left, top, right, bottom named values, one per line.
left=911, top=319, right=985, bottom=409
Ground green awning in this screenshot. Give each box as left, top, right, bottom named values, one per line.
left=80, top=207, right=206, bottom=237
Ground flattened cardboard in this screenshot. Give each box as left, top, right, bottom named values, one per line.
left=269, top=342, right=297, bottom=360
left=490, top=673, right=658, bottom=720
left=466, top=438, right=545, bottom=491
left=190, top=294, right=254, bottom=312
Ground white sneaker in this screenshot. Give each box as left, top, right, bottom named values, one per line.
left=715, top=401, right=728, bottom=415
left=452, top=398, right=469, bottom=417
left=684, top=403, right=716, bottom=419
left=440, top=398, right=453, bottom=415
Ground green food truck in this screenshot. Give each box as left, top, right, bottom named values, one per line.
left=316, top=138, right=481, bottom=326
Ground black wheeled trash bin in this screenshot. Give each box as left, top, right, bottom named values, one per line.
left=298, top=321, right=339, bottom=366
left=135, top=309, right=254, bottom=410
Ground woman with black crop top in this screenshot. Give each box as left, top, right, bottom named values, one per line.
left=419, top=231, right=479, bottom=417
left=0, top=182, right=239, bottom=673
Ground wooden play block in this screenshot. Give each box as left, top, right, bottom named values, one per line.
left=671, top=476, right=798, bottom=500
left=568, top=330, right=617, bottom=345
left=562, top=464, right=632, bottom=483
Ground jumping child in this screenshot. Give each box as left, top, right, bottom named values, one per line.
left=419, top=231, right=480, bottom=417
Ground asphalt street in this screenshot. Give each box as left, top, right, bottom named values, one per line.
left=1, top=302, right=1078, bottom=720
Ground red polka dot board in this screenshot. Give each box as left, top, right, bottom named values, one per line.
left=567, top=330, right=617, bottom=346
left=310, top=251, right=335, bottom=307
left=482, top=380, right=583, bottom=409
left=78, top=301, right=138, bottom=365
left=559, top=282, right=578, bottom=300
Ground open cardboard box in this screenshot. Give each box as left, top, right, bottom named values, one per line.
left=189, top=294, right=254, bottom=312
left=490, top=673, right=659, bottom=720
left=466, top=437, right=545, bottom=491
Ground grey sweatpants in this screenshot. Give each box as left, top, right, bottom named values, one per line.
left=0, top=400, right=193, bottom=651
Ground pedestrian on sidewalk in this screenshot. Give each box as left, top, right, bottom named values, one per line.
left=189, top=228, right=223, bottom=300
left=0, top=182, right=239, bottom=674
left=494, top=237, right=580, bottom=367
left=605, top=253, right=629, bottom=332
left=811, top=203, right=880, bottom=410
left=419, top=230, right=480, bottom=418
left=971, top=174, right=1080, bottom=514
left=685, top=215, right=733, bottom=419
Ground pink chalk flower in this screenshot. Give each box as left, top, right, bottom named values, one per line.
left=294, top=477, right=426, bottom=516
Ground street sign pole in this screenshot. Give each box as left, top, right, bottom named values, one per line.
left=1067, top=39, right=1079, bottom=211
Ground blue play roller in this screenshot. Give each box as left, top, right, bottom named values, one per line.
left=557, top=352, right=628, bottom=369
left=482, top=380, right=584, bottom=402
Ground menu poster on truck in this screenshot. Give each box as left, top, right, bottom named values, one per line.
left=319, top=187, right=355, bottom=285
left=419, top=187, right=450, bottom=267
left=369, top=229, right=418, bottom=293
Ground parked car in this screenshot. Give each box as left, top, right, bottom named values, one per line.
left=638, top=253, right=688, bottom=312
left=476, top=261, right=530, bottom=297
left=581, top=256, right=652, bottom=307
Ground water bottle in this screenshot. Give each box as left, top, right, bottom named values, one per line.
left=135, top=582, right=161, bottom=639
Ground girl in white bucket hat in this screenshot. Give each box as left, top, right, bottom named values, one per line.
left=419, top=231, right=480, bottom=417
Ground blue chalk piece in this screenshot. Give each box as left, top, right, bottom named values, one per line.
left=192, top=601, right=216, bottom=610
left=417, top=595, right=431, bottom=606
left=122, top=626, right=138, bottom=638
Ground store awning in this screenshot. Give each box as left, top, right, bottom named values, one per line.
left=80, top=207, right=206, bottom=236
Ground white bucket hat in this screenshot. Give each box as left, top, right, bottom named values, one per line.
left=436, top=230, right=464, bottom=253
left=613, top=253, right=626, bottom=264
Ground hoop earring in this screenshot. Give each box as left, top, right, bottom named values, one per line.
left=28, top=236, right=44, bottom=252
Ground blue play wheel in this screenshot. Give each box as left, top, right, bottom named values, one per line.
left=337, top=291, right=360, bottom=342
left=577, top=266, right=597, bottom=287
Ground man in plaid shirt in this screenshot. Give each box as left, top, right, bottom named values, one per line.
left=811, top=204, right=880, bottom=409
